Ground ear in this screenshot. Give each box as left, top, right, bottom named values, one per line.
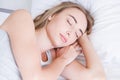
left=48, top=15, right=55, bottom=21
left=48, top=16, right=52, bottom=21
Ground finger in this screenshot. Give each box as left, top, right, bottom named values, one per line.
left=67, top=46, right=79, bottom=57
left=73, top=45, right=82, bottom=53
left=56, top=46, right=70, bottom=57
left=50, top=49, right=57, bottom=60
left=70, top=46, right=80, bottom=56
left=71, top=42, right=78, bottom=47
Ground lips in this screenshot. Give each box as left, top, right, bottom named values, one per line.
left=60, top=33, right=67, bottom=43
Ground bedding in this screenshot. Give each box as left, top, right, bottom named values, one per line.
left=31, top=0, right=79, bottom=18
left=0, top=0, right=31, bottom=12
left=0, top=0, right=120, bottom=79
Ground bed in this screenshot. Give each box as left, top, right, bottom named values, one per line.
left=0, top=0, right=120, bottom=80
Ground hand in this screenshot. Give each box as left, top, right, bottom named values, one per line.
left=56, top=42, right=81, bottom=66
left=41, top=42, right=82, bottom=65
left=61, top=34, right=106, bottom=80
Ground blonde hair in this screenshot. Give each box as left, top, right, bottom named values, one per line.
left=34, top=2, right=94, bottom=34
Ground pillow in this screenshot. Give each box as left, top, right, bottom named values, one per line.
left=31, top=0, right=78, bottom=18
left=0, top=0, right=32, bottom=12
left=87, top=0, right=120, bottom=62
left=31, top=0, right=120, bottom=80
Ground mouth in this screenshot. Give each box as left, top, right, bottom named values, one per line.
left=60, top=33, right=67, bottom=43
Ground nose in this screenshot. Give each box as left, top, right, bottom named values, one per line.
left=66, top=31, right=71, bottom=37
left=66, top=29, right=77, bottom=38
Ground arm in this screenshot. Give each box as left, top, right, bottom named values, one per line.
left=1, top=10, right=42, bottom=80
left=1, top=10, right=78, bottom=80
left=61, top=33, right=106, bottom=80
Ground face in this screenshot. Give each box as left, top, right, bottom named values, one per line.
left=46, top=8, right=87, bottom=48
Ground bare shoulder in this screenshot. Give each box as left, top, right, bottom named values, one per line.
left=0, top=9, right=35, bottom=41
left=1, top=9, right=34, bottom=31
left=0, top=9, right=37, bottom=50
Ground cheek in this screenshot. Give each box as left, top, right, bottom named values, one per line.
left=47, top=20, right=60, bottom=31
left=47, top=21, right=57, bottom=34
left=67, top=35, right=77, bottom=45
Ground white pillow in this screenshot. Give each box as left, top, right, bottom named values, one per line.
left=31, top=0, right=78, bottom=18
left=87, top=0, right=120, bottom=62
left=31, top=0, right=120, bottom=80
left=0, top=0, right=32, bottom=12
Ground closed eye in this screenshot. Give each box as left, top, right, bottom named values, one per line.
left=75, top=32, right=79, bottom=38
left=67, top=19, right=72, bottom=26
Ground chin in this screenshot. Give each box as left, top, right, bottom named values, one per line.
left=53, top=41, right=64, bottom=48
left=50, top=35, right=66, bottom=48
left=55, top=43, right=67, bottom=48
left=53, top=43, right=62, bottom=48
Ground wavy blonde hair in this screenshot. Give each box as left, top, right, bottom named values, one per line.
left=34, top=2, right=94, bottom=34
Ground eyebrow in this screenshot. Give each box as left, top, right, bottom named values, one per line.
left=69, top=14, right=77, bottom=23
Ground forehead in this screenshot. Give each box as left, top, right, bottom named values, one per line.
left=59, top=8, right=87, bottom=33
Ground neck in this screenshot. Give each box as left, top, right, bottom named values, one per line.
left=35, top=27, right=54, bottom=53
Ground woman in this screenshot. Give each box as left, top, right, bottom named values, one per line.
left=0, top=2, right=105, bottom=80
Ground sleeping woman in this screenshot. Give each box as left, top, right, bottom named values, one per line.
left=0, top=2, right=106, bottom=80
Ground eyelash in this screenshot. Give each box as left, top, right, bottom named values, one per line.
left=75, top=32, right=79, bottom=38
left=67, top=19, right=72, bottom=26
